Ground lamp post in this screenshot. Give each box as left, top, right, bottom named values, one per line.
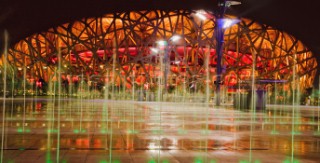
left=215, top=0, right=241, bottom=106
left=154, top=35, right=181, bottom=101
left=215, top=0, right=225, bottom=106
left=157, top=40, right=169, bottom=97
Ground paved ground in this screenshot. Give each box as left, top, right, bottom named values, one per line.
left=0, top=97, right=319, bottom=163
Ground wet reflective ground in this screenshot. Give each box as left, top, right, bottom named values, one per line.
left=0, top=97, right=320, bottom=163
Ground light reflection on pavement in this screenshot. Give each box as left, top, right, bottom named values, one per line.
left=0, top=97, right=319, bottom=163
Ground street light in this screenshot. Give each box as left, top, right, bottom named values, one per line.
left=194, top=6, right=240, bottom=105
left=152, top=35, right=181, bottom=101
left=195, top=10, right=208, bottom=21
left=170, top=35, right=181, bottom=42
left=150, top=47, right=159, bottom=54
left=217, top=18, right=240, bottom=29
left=215, top=0, right=241, bottom=106
left=225, top=0, right=241, bottom=7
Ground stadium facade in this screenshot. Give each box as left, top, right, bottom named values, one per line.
left=3, top=10, right=317, bottom=97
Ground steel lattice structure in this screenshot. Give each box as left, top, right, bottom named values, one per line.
left=4, top=10, right=318, bottom=92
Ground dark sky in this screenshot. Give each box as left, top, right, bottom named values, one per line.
left=0, top=0, right=320, bottom=84
left=233, top=0, right=320, bottom=55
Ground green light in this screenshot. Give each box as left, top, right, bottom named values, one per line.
left=291, top=131, right=302, bottom=135
left=99, top=160, right=121, bottom=163
left=283, top=160, right=289, bottom=163
left=194, top=157, right=203, bottom=163
left=178, top=128, right=187, bottom=134
left=19, top=148, right=25, bottom=151
left=201, top=130, right=210, bottom=135
left=100, top=129, right=110, bottom=133
left=81, top=129, right=87, bottom=133
left=46, top=159, right=53, bottom=163
left=73, top=129, right=80, bottom=133
left=152, top=130, right=163, bottom=134
left=25, top=129, right=31, bottom=133
left=308, top=121, right=315, bottom=125
left=46, top=150, right=51, bottom=163
left=283, top=158, right=300, bottom=163
left=148, top=159, right=156, bottom=163
left=271, top=130, right=279, bottom=135
left=17, top=128, right=23, bottom=133
left=99, top=159, right=120, bottom=163
left=48, top=129, right=58, bottom=133
left=127, top=130, right=139, bottom=134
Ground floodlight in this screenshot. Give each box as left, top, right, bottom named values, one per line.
left=195, top=10, right=207, bottom=21
left=226, top=1, right=241, bottom=7
left=150, top=47, right=159, bottom=53
left=157, top=40, right=168, bottom=46
left=170, top=35, right=181, bottom=42
left=217, top=18, right=240, bottom=29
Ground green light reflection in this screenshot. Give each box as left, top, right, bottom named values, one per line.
left=73, top=129, right=79, bottom=133
left=200, top=130, right=210, bottom=135
left=239, top=160, right=260, bottom=163
left=17, top=128, right=23, bottom=133
left=194, top=157, right=203, bottom=163
left=162, top=160, right=169, bottom=163
left=178, top=128, right=188, bottom=134
left=46, top=150, right=51, bottom=163
left=100, top=129, right=110, bottom=134
left=127, top=129, right=139, bottom=134
left=46, top=159, right=53, bottom=163
left=148, top=159, right=156, bottom=163
left=194, top=157, right=217, bottom=163
left=47, top=129, right=58, bottom=133
left=17, top=128, right=31, bottom=133
left=152, top=130, right=163, bottom=134
left=270, top=130, right=279, bottom=135
left=283, top=158, right=300, bottom=163
left=291, top=131, right=302, bottom=135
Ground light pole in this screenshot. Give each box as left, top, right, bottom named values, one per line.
left=153, top=35, right=181, bottom=101
left=215, top=0, right=241, bottom=106
left=157, top=40, right=169, bottom=96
